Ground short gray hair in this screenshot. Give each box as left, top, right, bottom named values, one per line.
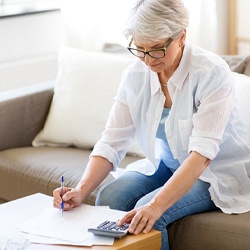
left=123, top=0, right=189, bottom=43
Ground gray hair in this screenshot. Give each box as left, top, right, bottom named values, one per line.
left=123, top=0, right=189, bottom=43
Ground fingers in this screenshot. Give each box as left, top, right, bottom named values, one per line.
left=118, top=210, right=136, bottom=226
left=129, top=212, right=148, bottom=234
left=53, top=187, right=75, bottom=210
left=126, top=208, right=156, bottom=235
left=62, top=187, right=76, bottom=200
left=53, top=187, right=63, bottom=208
left=117, top=209, right=152, bottom=235
left=143, top=218, right=154, bottom=233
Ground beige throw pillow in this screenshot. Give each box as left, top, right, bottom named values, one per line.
left=32, top=46, right=144, bottom=156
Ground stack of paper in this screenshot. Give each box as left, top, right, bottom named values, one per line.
left=16, top=204, right=127, bottom=246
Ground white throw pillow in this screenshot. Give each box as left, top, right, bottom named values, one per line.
left=232, top=72, right=250, bottom=136
left=32, top=46, right=144, bottom=156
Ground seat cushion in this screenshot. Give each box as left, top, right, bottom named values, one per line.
left=168, top=210, right=250, bottom=250
left=0, top=147, right=139, bottom=205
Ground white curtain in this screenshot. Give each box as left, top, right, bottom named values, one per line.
left=61, top=0, right=230, bottom=54
left=183, top=0, right=229, bottom=54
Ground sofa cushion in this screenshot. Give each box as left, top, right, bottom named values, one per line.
left=244, top=58, right=250, bottom=76
left=0, top=81, right=54, bottom=151
left=168, top=210, right=250, bottom=250
left=32, top=46, right=144, bottom=156
left=0, top=147, right=139, bottom=204
left=222, top=55, right=250, bottom=75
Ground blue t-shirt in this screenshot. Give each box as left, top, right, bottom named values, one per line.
left=156, top=108, right=180, bottom=172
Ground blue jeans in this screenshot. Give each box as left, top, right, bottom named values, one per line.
left=96, top=161, right=218, bottom=250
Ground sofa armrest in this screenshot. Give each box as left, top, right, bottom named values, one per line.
left=0, top=81, right=55, bottom=151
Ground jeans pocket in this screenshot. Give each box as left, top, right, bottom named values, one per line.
left=178, top=119, right=193, bottom=150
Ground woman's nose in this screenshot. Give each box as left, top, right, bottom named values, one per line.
left=143, top=54, right=154, bottom=64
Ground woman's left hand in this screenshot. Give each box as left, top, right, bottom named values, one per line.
left=118, top=203, right=162, bottom=235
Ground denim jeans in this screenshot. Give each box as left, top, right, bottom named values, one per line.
left=96, top=161, right=218, bottom=250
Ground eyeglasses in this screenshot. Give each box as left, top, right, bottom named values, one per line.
left=127, top=38, right=173, bottom=59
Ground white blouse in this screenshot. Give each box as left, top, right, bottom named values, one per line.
left=91, top=40, right=250, bottom=214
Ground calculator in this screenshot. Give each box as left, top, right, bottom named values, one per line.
left=88, top=220, right=130, bottom=238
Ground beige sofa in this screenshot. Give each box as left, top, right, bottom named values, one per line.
left=0, top=48, right=250, bottom=249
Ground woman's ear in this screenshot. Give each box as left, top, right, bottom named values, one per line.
left=180, top=29, right=186, bottom=47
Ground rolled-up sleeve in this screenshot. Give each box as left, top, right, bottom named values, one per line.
left=189, top=66, right=235, bottom=159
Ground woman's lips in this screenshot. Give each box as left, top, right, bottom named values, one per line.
left=149, top=62, right=161, bottom=67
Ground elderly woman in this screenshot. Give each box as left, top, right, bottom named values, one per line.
left=53, top=0, right=250, bottom=249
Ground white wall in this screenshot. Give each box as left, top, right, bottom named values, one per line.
left=0, top=10, right=62, bottom=92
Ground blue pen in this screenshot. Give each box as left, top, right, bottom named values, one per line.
left=61, top=176, right=65, bottom=215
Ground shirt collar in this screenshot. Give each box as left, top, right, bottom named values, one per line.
left=168, top=41, right=190, bottom=90
left=150, top=71, right=161, bottom=96
left=149, top=40, right=191, bottom=95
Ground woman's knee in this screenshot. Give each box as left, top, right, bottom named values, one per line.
left=96, top=180, right=134, bottom=211
left=96, top=172, right=150, bottom=211
left=96, top=182, right=120, bottom=208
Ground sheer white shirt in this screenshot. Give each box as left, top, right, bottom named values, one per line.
left=91, top=40, right=250, bottom=214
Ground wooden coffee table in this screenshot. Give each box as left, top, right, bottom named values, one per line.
left=0, top=193, right=161, bottom=250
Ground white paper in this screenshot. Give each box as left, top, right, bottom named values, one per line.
left=26, top=233, right=113, bottom=246
left=16, top=204, right=126, bottom=246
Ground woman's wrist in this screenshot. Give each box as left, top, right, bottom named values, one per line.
left=75, top=181, right=92, bottom=201
left=149, top=196, right=168, bottom=216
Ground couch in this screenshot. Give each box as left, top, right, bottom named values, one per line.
left=0, top=47, right=250, bottom=249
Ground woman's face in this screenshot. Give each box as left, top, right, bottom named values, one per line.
left=133, top=31, right=186, bottom=74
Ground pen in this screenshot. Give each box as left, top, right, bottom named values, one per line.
left=61, top=176, right=64, bottom=216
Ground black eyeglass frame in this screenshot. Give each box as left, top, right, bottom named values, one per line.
left=127, top=38, right=173, bottom=59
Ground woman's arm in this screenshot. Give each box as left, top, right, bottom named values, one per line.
left=53, top=98, right=136, bottom=210
left=152, top=151, right=210, bottom=213
left=119, top=151, right=210, bottom=234
left=75, top=156, right=113, bottom=199
left=53, top=156, right=113, bottom=210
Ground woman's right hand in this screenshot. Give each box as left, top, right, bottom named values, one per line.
left=53, top=187, right=84, bottom=211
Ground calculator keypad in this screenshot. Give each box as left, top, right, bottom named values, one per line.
left=97, top=220, right=129, bottom=232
